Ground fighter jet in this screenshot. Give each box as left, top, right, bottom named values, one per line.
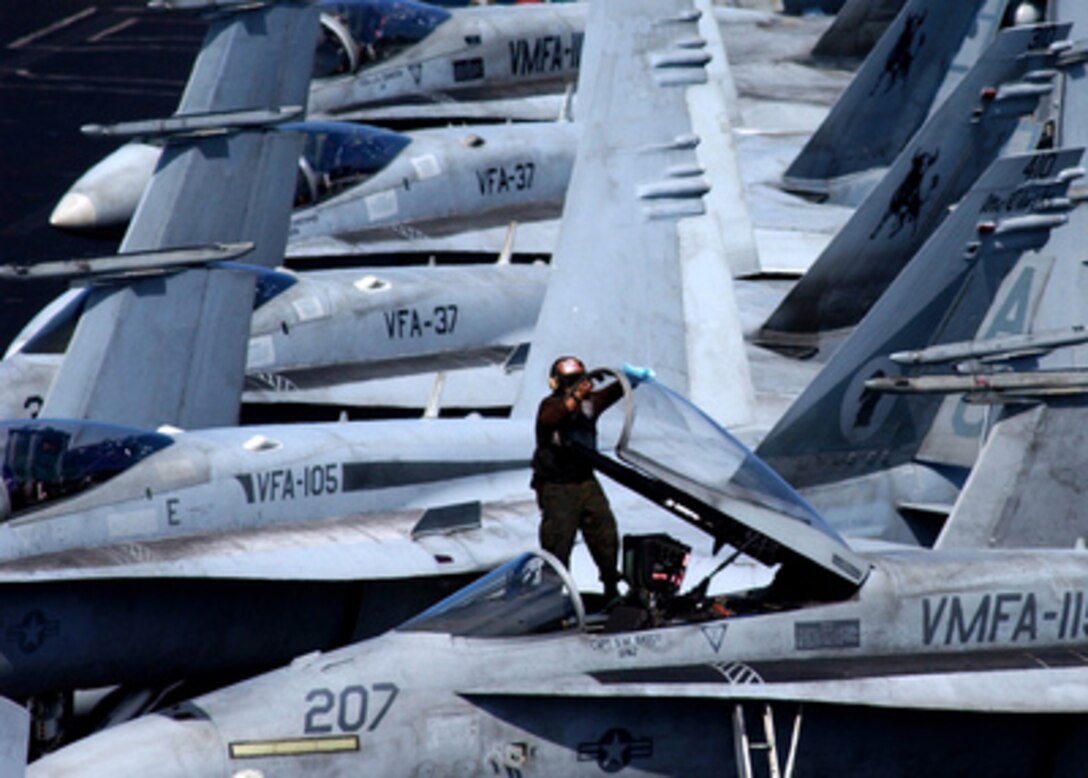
left=32, top=375, right=1088, bottom=777
left=49, top=0, right=589, bottom=247
left=6, top=0, right=1079, bottom=753
left=310, top=0, right=585, bottom=123
left=0, top=260, right=548, bottom=421
left=0, top=0, right=754, bottom=753
left=50, top=118, right=577, bottom=257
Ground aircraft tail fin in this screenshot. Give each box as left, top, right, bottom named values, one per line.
left=811, top=0, right=907, bottom=62
left=756, top=146, right=1084, bottom=492
left=782, top=0, right=987, bottom=196
left=757, top=22, right=1071, bottom=357
left=934, top=398, right=1088, bottom=549
left=934, top=4, right=1088, bottom=549
left=510, top=0, right=754, bottom=428
left=42, top=1, right=318, bottom=430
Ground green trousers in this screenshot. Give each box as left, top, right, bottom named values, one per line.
left=535, top=477, right=620, bottom=588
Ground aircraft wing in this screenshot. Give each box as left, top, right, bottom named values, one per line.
left=0, top=500, right=540, bottom=583
left=511, top=0, right=754, bottom=429
left=460, top=665, right=1088, bottom=714
left=322, top=94, right=570, bottom=124
left=42, top=1, right=318, bottom=431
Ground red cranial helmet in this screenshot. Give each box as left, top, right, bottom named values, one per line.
left=549, top=356, right=586, bottom=391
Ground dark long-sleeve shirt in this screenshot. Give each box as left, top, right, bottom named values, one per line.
left=531, top=379, right=623, bottom=486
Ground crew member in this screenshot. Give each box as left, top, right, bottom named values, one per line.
left=531, top=356, right=623, bottom=600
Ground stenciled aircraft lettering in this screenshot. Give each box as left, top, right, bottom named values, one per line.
left=952, top=266, right=1035, bottom=438
left=508, top=33, right=583, bottom=77
left=383, top=305, right=459, bottom=339
left=23, top=395, right=42, bottom=418
left=476, top=162, right=535, bottom=196
left=1022, top=151, right=1058, bottom=181
left=235, top=464, right=341, bottom=504
left=590, top=633, right=664, bottom=659
left=838, top=356, right=901, bottom=443
left=921, top=590, right=1088, bottom=646
left=303, top=683, right=399, bottom=735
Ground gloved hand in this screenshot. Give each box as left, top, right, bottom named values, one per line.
left=623, top=363, right=655, bottom=387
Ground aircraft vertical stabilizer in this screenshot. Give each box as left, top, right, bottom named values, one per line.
left=782, top=0, right=987, bottom=196
left=757, top=147, right=1084, bottom=494
left=758, top=22, right=1070, bottom=357
left=511, top=0, right=753, bottom=428
left=42, top=1, right=318, bottom=431
left=936, top=17, right=1088, bottom=550
left=811, top=0, right=907, bottom=61
left=690, top=0, right=760, bottom=278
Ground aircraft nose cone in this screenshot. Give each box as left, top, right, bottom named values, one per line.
left=49, top=142, right=161, bottom=235
left=48, top=192, right=97, bottom=231
left=29, top=713, right=226, bottom=777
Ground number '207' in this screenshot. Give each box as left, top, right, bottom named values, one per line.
left=304, top=683, right=399, bottom=733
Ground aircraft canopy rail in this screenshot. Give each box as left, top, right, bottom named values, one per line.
left=315, top=0, right=451, bottom=77
left=0, top=420, right=174, bottom=521
left=399, top=551, right=586, bottom=637
left=588, top=372, right=869, bottom=594
left=291, top=121, right=411, bottom=207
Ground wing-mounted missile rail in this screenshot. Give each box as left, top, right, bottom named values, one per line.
left=0, top=243, right=255, bottom=284
left=81, top=106, right=304, bottom=144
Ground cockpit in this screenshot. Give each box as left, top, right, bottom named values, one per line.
left=0, top=420, right=173, bottom=520
left=314, top=0, right=452, bottom=78
left=290, top=121, right=411, bottom=208
left=399, top=371, right=869, bottom=638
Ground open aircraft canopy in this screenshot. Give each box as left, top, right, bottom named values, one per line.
left=593, top=372, right=869, bottom=594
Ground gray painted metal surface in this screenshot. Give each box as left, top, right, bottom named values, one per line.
left=42, top=1, right=318, bottom=431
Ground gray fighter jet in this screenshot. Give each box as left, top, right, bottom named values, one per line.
left=49, top=0, right=588, bottom=240
left=310, top=0, right=585, bottom=122
left=32, top=375, right=1088, bottom=777
left=8, top=0, right=1081, bottom=755
left=0, top=261, right=548, bottom=421
left=0, top=0, right=749, bottom=748
left=50, top=119, right=577, bottom=256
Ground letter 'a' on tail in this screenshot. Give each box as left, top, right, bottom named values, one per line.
left=782, top=0, right=988, bottom=198
left=756, top=147, right=1084, bottom=504
left=41, top=2, right=318, bottom=431
left=511, top=0, right=754, bottom=429
left=936, top=3, right=1088, bottom=550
